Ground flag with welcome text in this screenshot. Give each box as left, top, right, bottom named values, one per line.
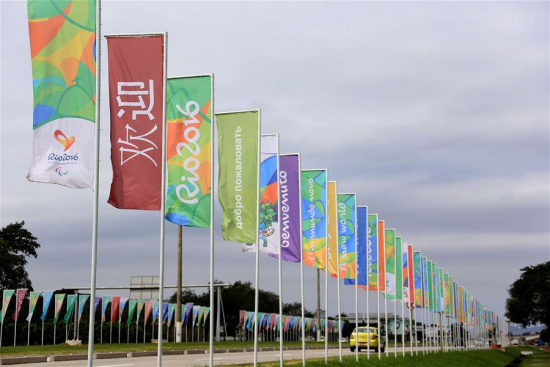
left=337, top=193, right=356, bottom=279
left=27, top=0, right=97, bottom=188
left=301, top=169, right=327, bottom=269
left=106, top=34, right=165, bottom=210
left=216, top=110, right=260, bottom=243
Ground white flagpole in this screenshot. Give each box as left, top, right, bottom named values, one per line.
left=354, top=201, right=358, bottom=362
left=377, top=241, right=381, bottom=360
left=253, top=111, right=261, bottom=367
left=402, top=298, right=405, bottom=357
left=157, top=31, right=168, bottom=367
left=324, top=186, right=329, bottom=365
left=275, top=136, right=283, bottom=367
left=208, top=73, right=215, bottom=367
left=394, top=299, right=397, bottom=357
left=298, top=155, right=306, bottom=367
left=87, top=0, right=101, bottom=365
left=366, top=207, right=370, bottom=361
left=335, top=188, right=342, bottom=363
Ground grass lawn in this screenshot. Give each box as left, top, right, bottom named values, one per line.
left=518, top=346, right=550, bottom=367
left=0, top=341, right=331, bottom=357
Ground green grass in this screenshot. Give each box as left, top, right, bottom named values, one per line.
left=0, top=341, right=332, bottom=357
left=516, top=346, right=550, bottom=366
left=250, top=348, right=523, bottom=367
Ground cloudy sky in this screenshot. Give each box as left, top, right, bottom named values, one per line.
left=1, top=1, right=548, bottom=323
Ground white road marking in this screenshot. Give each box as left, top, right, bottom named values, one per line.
left=194, top=358, right=223, bottom=361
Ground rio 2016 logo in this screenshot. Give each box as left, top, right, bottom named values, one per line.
left=55, top=167, right=68, bottom=176
left=54, top=130, right=75, bottom=151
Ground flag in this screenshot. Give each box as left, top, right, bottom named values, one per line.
left=272, top=153, right=301, bottom=262
left=337, top=193, right=356, bottom=279
left=422, top=257, right=429, bottom=310
left=192, top=306, right=200, bottom=327
left=167, top=304, right=176, bottom=327
left=77, top=295, right=89, bottom=323
left=345, top=206, right=367, bottom=287
left=144, top=301, right=153, bottom=324
left=407, top=244, right=414, bottom=307
left=216, top=110, right=260, bottom=243
left=111, top=296, right=121, bottom=322
left=184, top=303, right=193, bottom=325
left=395, top=236, right=403, bottom=300
left=118, top=297, right=128, bottom=322
left=136, top=299, right=145, bottom=322
left=244, top=134, right=279, bottom=253
left=162, top=303, right=169, bottom=322
left=53, top=294, right=65, bottom=324
left=444, top=273, right=451, bottom=316
left=367, top=214, right=378, bottom=290
left=449, top=276, right=455, bottom=317
left=238, top=310, right=246, bottom=328
left=26, top=0, right=97, bottom=188
left=12, top=289, right=28, bottom=321
left=106, top=34, right=165, bottom=210
left=41, top=291, right=54, bottom=322
left=301, top=169, right=327, bottom=269
left=378, top=220, right=386, bottom=292
left=427, top=260, right=434, bottom=311
left=101, top=296, right=111, bottom=322
left=94, top=297, right=101, bottom=314
left=165, top=75, right=212, bottom=226
left=384, top=229, right=396, bottom=299
left=26, top=291, right=41, bottom=322
left=153, top=302, right=159, bottom=321
left=197, top=307, right=205, bottom=326
left=413, top=252, right=423, bottom=308
left=403, top=245, right=410, bottom=303
left=327, top=181, right=338, bottom=275
left=64, top=295, right=77, bottom=324
left=127, top=300, right=138, bottom=324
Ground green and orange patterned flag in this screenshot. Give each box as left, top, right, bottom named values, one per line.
left=26, top=291, right=42, bottom=322
left=27, top=0, right=97, bottom=188
left=53, top=294, right=65, bottom=324
left=384, top=229, right=397, bottom=299
left=166, top=75, right=212, bottom=227
left=1, top=290, right=15, bottom=323
left=301, top=169, right=327, bottom=270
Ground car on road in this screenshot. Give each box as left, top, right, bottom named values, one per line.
left=349, top=327, right=385, bottom=353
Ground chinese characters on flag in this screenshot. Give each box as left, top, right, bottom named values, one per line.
left=106, top=35, right=165, bottom=210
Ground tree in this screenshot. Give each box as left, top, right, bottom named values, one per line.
left=505, top=261, right=550, bottom=328
left=0, top=221, right=40, bottom=290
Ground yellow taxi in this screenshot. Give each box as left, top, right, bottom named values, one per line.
left=349, top=326, right=385, bottom=352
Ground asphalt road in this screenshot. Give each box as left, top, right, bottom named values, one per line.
left=21, top=347, right=419, bottom=367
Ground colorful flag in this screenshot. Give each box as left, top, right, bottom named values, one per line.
left=152, top=302, right=159, bottom=321
left=127, top=300, right=138, bottom=324
left=384, top=229, right=396, bottom=299
left=136, top=299, right=145, bottom=322
left=273, top=153, right=301, bottom=262
left=378, top=220, right=386, bottom=292
left=26, top=291, right=41, bottom=322
left=111, top=296, right=121, bottom=322
left=144, top=301, right=153, bottom=324
left=301, top=169, right=327, bottom=269
left=395, top=236, right=403, bottom=300
left=345, top=206, right=367, bottom=287
left=244, top=134, right=279, bottom=254
left=101, top=296, right=111, bottom=322
left=165, top=75, right=212, bottom=226
left=427, top=260, right=434, bottom=311
left=444, top=273, right=451, bottom=315
left=162, top=303, right=169, bottom=322
left=106, top=34, right=165, bottom=210
left=337, top=193, right=356, bottom=279
left=192, top=306, right=200, bottom=327
left=367, top=214, right=378, bottom=290
left=407, top=245, right=414, bottom=307
left=118, top=297, right=128, bottom=322
left=12, top=289, right=28, bottom=321
left=94, top=297, right=101, bottom=314
left=449, top=276, right=455, bottom=317
left=216, top=110, right=260, bottom=243
left=41, top=291, right=54, bottom=322
left=197, top=307, right=205, bottom=326
left=327, top=181, right=338, bottom=275
left=53, top=294, right=65, bottom=324
left=64, top=295, right=77, bottom=324
left=184, top=303, right=193, bottom=325
left=26, top=0, right=97, bottom=188
left=422, top=257, right=429, bottom=309
left=403, top=245, right=410, bottom=303
left=413, top=252, right=423, bottom=308
left=238, top=310, right=246, bottom=328
left=167, top=304, right=176, bottom=327
left=77, top=295, right=89, bottom=323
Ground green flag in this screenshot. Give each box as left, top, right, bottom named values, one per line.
left=64, top=295, right=77, bottom=324
left=427, top=260, right=434, bottom=311
left=165, top=75, right=213, bottom=227
left=127, top=300, right=137, bottom=324
left=53, top=294, right=65, bottom=324
left=395, top=236, right=403, bottom=300
left=215, top=110, right=260, bottom=243
left=1, top=290, right=15, bottom=324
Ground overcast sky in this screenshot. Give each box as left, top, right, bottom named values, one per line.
left=1, top=1, right=548, bottom=324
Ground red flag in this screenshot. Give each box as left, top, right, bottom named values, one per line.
left=144, top=301, right=153, bottom=324
left=408, top=244, right=414, bottom=307
left=238, top=310, right=246, bottom=328
left=106, top=34, right=165, bottom=210
left=12, top=289, right=28, bottom=321
left=111, top=296, right=121, bottom=322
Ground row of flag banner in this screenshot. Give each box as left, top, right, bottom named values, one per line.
left=238, top=311, right=343, bottom=334
left=0, top=290, right=210, bottom=329
left=22, top=0, right=504, bottom=362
